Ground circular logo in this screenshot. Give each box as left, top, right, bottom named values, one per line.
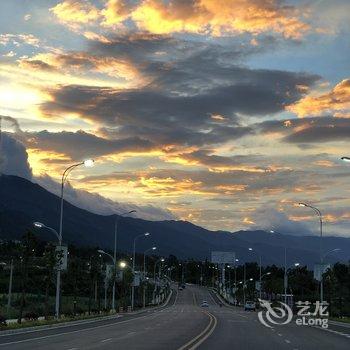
left=258, top=299, right=293, bottom=328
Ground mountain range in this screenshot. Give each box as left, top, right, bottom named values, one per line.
left=0, top=174, right=349, bottom=267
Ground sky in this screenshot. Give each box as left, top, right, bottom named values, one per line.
left=0, top=0, right=350, bottom=236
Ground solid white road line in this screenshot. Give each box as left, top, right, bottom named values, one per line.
left=0, top=312, right=163, bottom=347
left=101, top=338, right=112, bottom=343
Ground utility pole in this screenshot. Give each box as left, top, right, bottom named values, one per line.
left=7, top=259, right=13, bottom=314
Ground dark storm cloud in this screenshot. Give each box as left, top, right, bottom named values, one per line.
left=255, top=116, right=350, bottom=144
left=40, top=62, right=318, bottom=142
left=0, top=133, right=32, bottom=179
left=26, top=130, right=155, bottom=160
left=176, top=149, right=268, bottom=170
left=285, top=120, right=350, bottom=143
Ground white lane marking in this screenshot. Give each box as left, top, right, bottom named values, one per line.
left=0, top=312, right=163, bottom=347
left=311, top=325, right=350, bottom=339
left=101, top=338, right=112, bottom=343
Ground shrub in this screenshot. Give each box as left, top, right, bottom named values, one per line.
left=24, top=311, right=39, bottom=321
left=0, top=314, right=7, bottom=327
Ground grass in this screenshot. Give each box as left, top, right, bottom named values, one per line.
left=0, top=311, right=113, bottom=331
left=329, top=316, right=350, bottom=324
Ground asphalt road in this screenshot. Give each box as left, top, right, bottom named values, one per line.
left=0, top=285, right=349, bottom=349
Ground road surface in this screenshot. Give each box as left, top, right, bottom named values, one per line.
left=0, top=285, right=349, bottom=349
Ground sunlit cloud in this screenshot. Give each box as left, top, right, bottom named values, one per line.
left=50, top=0, right=311, bottom=39
left=287, top=79, right=350, bottom=118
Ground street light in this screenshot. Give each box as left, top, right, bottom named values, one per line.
left=98, top=249, right=117, bottom=311
left=248, top=247, right=262, bottom=299
left=298, top=202, right=324, bottom=302
left=55, top=159, right=94, bottom=318
left=113, top=210, right=136, bottom=287
left=144, top=247, right=157, bottom=279
left=143, top=246, right=156, bottom=308
left=33, top=221, right=63, bottom=316
left=341, top=156, right=350, bottom=162
left=152, top=258, right=165, bottom=305
left=131, top=232, right=151, bottom=310
left=119, top=261, right=127, bottom=268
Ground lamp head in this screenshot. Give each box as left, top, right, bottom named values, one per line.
left=248, top=247, right=253, bottom=251
left=152, top=246, right=157, bottom=250
left=33, top=222, right=44, bottom=228
left=83, top=159, right=94, bottom=167
left=298, top=202, right=307, bottom=207
left=144, top=232, right=150, bottom=236
left=97, top=249, right=104, bottom=254
left=161, top=258, right=165, bottom=262
left=119, top=261, right=127, bottom=268
left=294, top=262, right=300, bottom=267
left=341, top=156, right=350, bottom=162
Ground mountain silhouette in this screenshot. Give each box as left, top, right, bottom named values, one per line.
left=0, top=175, right=349, bottom=267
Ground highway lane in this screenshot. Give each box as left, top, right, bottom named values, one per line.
left=193, top=286, right=350, bottom=350
left=1, top=285, right=349, bottom=349
left=0, top=287, right=214, bottom=350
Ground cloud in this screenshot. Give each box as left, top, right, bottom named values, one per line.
left=131, top=0, right=310, bottom=39
left=0, top=133, right=32, bottom=179
left=250, top=206, right=313, bottom=236
left=19, top=52, right=140, bottom=81
left=51, top=0, right=311, bottom=39
left=287, top=79, right=350, bottom=118
left=25, top=130, right=155, bottom=161
left=36, top=174, right=176, bottom=221
left=50, top=0, right=100, bottom=26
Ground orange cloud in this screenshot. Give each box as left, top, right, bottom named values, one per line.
left=287, top=79, right=350, bottom=117
left=19, top=52, right=140, bottom=81
left=132, top=0, right=310, bottom=39
left=102, top=0, right=136, bottom=26
left=51, top=0, right=310, bottom=39
left=50, top=0, right=100, bottom=26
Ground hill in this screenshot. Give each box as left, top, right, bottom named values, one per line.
left=0, top=175, right=349, bottom=267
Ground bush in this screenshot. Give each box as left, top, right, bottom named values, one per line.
left=0, top=314, right=7, bottom=327
left=24, top=311, right=39, bottom=321
left=75, top=307, right=84, bottom=316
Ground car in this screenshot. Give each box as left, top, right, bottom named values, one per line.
left=201, top=300, right=209, bottom=307
left=244, top=301, right=256, bottom=311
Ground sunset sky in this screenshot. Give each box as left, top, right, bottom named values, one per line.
left=1, top=0, right=350, bottom=236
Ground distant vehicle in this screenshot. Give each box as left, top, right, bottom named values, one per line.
left=201, top=300, right=209, bottom=307
left=244, top=301, right=256, bottom=311
left=178, top=286, right=183, bottom=291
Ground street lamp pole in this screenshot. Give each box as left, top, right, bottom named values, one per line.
left=298, top=203, right=323, bottom=302
left=132, top=232, right=150, bottom=310
left=143, top=247, right=156, bottom=308
left=243, top=263, right=246, bottom=306
left=33, top=222, right=61, bottom=317
left=56, top=159, right=94, bottom=318
left=153, top=258, right=164, bottom=304
left=248, top=248, right=262, bottom=299
left=98, top=250, right=116, bottom=310
left=6, top=259, right=13, bottom=314
left=114, top=210, right=136, bottom=270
